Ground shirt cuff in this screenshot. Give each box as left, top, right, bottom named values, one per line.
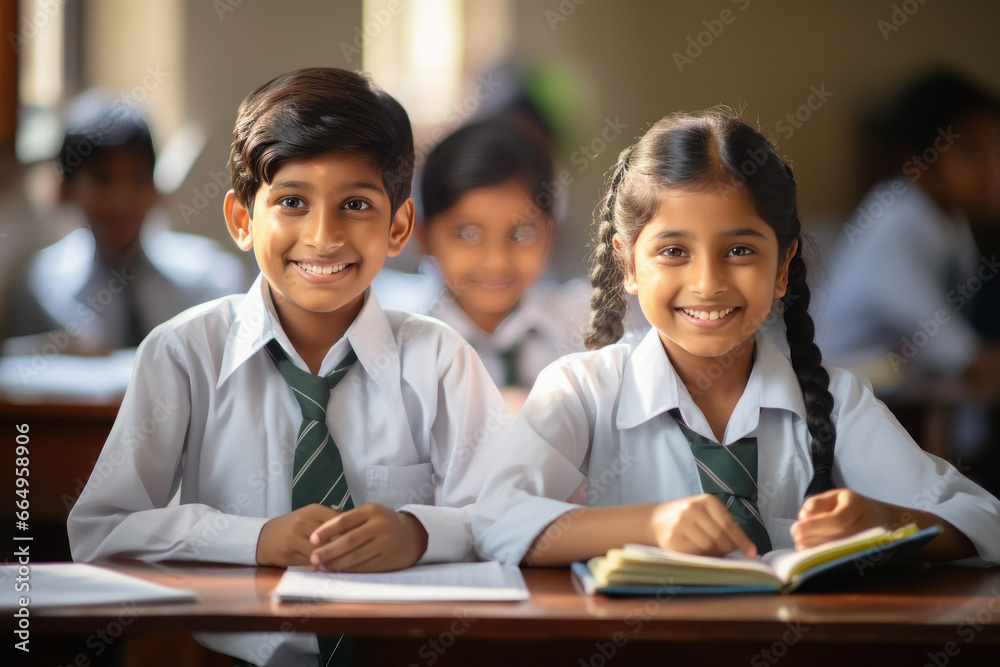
left=925, top=500, right=1000, bottom=565
left=190, top=512, right=269, bottom=565
left=398, top=504, right=475, bottom=564
left=474, top=496, right=578, bottom=566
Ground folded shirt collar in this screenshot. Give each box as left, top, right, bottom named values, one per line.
left=219, top=275, right=402, bottom=403
left=431, top=291, right=541, bottom=348
left=617, top=327, right=808, bottom=442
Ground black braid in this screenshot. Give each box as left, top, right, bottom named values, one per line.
left=782, top=240, right=838, bottom=497
left=584, top=150, right=632, bottom=349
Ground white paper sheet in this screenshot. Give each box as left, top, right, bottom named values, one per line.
left=0, top=562, right=197, bottom=609
left=273, top=561, right=529, bottom=603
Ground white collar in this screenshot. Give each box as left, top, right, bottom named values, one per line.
left=617, top=328, right=807, bottom=443
left=218, top=275, right=402, bottom=404
left=431, top=290, right=543, bottom=349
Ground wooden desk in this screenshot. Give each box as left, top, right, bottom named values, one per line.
left=880, top=376, right=1000, bottom=460
left=14, top=560, right=1000, bottom=666
left=0, top=399, right=120, bottom=562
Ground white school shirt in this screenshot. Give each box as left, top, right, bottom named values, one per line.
left=67, top=275, right=511, bottom=666
left=373, top=266, right=591, bottom=388
left=3, top=224, right=248, bottom=350
left=814, top=178, right=982, bottom=377
left=473, top=327, right=1000, bottom=566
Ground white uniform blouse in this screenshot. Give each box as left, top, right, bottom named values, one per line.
left=473, top=328, right=1000, bottom=566
left=372, top=266, right=591, bottom=388
left=67, top=275, right=511, bottom=665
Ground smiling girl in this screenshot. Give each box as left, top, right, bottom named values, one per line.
left=473, top=109, right=1000, bottom=567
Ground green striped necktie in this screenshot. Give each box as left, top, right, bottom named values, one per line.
left=265, top=340, right=357, bottom=511
left=265, top=339, right=357, bottom=667
left=671, top=412, right=772, bottom=554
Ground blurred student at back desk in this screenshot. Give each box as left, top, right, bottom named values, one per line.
left=816, top=69, right=1000, bottom=394
left=1, top=92, right=246, bottom=358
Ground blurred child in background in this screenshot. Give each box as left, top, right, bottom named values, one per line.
left=816, top=70, right=1000, bottom=391
left=2, top=92, right=246, bottom=355
left=374, top=118, right=590, bottom=410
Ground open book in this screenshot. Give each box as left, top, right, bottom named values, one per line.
left=573, top=523, right=941, bottom=595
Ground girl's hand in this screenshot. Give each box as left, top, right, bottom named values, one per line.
left=650, top=494, right=757, bottom=558
left=791, top=489, right=893, bottom=550
left=308, top=503, right=429, bottom=572
left=792, top=488, right=977, bottom=560
left=256, top=504, right=341, bottom=567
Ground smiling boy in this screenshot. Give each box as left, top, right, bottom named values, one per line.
left=68, top=68, right=510, bottom=667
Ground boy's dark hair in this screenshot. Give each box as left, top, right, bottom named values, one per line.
left=59, top=94, right=156, bottom=181
left=419, top=118, right=555, bottom=223
left=229, top=67, right=414, bottom=217
left=881, top=69, right=1000, bottom=163
left=586, top=108, right=836, bottom=499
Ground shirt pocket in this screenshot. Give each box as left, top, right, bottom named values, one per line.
left=365, top=462, right=436, bottom=508
left=766, top=517, right=797, bottom=551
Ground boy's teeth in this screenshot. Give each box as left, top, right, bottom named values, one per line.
left=298, top=262, right=347, bottom=275
left=682, top=307, right=734, bottom=320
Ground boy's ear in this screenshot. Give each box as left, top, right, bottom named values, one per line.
left=224, top=190, right=254, bottom=251
left=386, top=198, right=415, bottom=258
left=613, top=235, right=639, bottom=295
left=774, top=238, right=798, bottom=298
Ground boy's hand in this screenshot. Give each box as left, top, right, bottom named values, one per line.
left=650, top=494, right=757, bottom=558
left=308, top=503, right=428, bottom=572
left=256, top=504, right=341, bottom=567
left=791, top=489, right=892, bottom=550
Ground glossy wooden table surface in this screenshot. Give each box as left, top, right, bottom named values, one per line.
left=13, top=559, right=1000, bottom=666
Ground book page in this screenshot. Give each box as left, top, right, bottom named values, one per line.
left=592, top=544, right=782, bottom=588
left=583, top=524, right=935, bottom=593
left=273, top=561, right=529, bottom=603
left=761, top=525, right=917, bottom=583
left=619, top=543, right=777, bottom=574
left=0, top=563, right=197, bottom=609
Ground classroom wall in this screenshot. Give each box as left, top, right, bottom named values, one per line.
left=505, top=0, right=1000, bottom=277
left=83, top=0, right=363, bottom=275
left=79, top=0, right=1000, bottom=279
left=84, top=0, right=184, bottom=140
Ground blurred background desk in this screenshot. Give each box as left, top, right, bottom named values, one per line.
left=10, top=560, right=1000, bottom=667
left=880, top=375, right=1000, bottom=499
left=0, top=351, right=132, bottom=562
left=0, top=398, right=121, bottom=562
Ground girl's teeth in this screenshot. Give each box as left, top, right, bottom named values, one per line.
left=683, top=307, right=734, bottom=320
left=299, top=262, right=347, bottom=275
